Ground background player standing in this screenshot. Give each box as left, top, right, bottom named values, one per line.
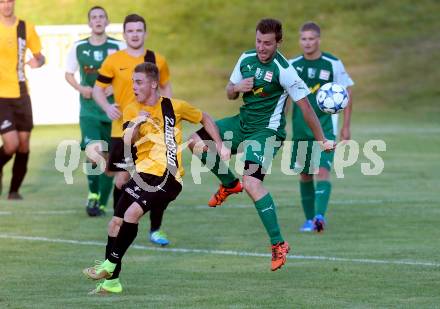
left=289, top=21, right=354, bottom=232
left=0, top=0, right=45, bottom=200
left=65, top=6, right=125, bottom=216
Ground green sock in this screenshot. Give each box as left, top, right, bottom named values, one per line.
left=200, top=150, right=236, bottom=186
left=254, top=193, right=284, bottom=245
left=87, top=174, right=99, bottom=196
left=99, top=173, right=114, bottom=207
left=315, top=181, right=332, bottom=216
left=300, top=180, right=315, bottom=220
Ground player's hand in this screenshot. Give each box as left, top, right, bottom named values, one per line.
left=79, top=86, right=93, bottom=99
left=104, top=85, right=114, bottom=97
left=105, top=104, right=121, bottom=120
left=26, top=56, right=44, bottom=68
left=319, top=139, right=336, bottom=152
left=235, top=77, right=254, bottom=93
left=340, top=127, right=351, bottom=142
left=138, top=110, right=150, bottom=124
left=217, top=142, right=231, bottom=161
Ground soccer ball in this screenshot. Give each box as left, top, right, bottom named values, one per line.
left=316, top=82, right=349, bottom=114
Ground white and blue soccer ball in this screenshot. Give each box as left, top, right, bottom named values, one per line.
left=316, top=82, right=349, bottom=114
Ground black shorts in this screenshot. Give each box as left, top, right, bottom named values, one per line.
left=107, top=137, right=137, bottom=172
left=0, top=94, right=33, bottom=134
left=114, top=173, right=182, bottom=218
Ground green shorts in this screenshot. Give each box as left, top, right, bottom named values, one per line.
left=79, top=116, right=112, bottom=151
left=290, top=140, right=334, bottom=175
left=215, top=115, right=284, bottom=171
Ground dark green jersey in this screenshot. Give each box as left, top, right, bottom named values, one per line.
left=66, top=37, right=125, bottom=121
left=230, top=49, right=310, bottom=139
left=290, top=52, right=354, bottom=140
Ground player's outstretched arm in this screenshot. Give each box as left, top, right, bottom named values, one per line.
left=296, top=97, right=334, bottom=152
left=93, top=85, right=121, bottom=120
left=200, top=112, right=230, bottom=161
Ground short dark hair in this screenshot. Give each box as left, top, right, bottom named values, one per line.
left=256, top=18, right=283, bottom=42
left=87, top=6, right=107, bottom=21
left=300, top=22, right=321, bottom=36
left=134, top=62, right=159, bottom=82
left=123, top=14, right=147, bottom=32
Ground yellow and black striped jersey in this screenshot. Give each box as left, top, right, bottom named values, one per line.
left=96, top=49, right=170, bottom=137
left=0, top=19, right=42, bottom=98
left=123, top=97, right=202, bottom=180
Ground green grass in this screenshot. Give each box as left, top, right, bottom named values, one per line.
left=1, top=1, right=439, bottom=307
left=0, top=121, right=439, bottom=308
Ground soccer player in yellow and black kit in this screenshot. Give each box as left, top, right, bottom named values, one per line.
left=0, top=0, right=45, bottom=200
left=93, top=14, right=173, bottom=245
left=83, top=62, right=228, bottom=295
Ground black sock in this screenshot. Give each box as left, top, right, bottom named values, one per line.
left=108, top=221, right=138, bottom=264
left=0, top=146, right=13, bottom=171
left=150, top=206, right=165, bottom=232
left=9, top=151, right=29, bottom=193
left=106, top=236, right=121, bottom=279
left=113, top=186, right=122, bottom=211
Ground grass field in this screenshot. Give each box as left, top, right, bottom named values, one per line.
left=1, top=0, right=439, bottom=308
left=0, top=118, right=439, bottom=308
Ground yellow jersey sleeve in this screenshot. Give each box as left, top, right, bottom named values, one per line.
left=95, top=56, right=115, bottom=87
left=26, top=22, right=42, bottom=54
left=155, top=53, right=170, bottom=87
left=176, top=100, right=203, bottom=124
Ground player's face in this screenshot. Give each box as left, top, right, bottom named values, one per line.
left=0, top=0, right=15, bottom=18
left=133, top=72, right=157, bottom=102
left=124, top=22, right=146, bottom=50
left=299, top=30, right=320, bottom=56
left=255, top=31, right=279, bottom=63
left=88, top=8, right=108, bottom=35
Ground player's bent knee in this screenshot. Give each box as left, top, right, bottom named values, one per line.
left=108, top=217, right=123, bottom=235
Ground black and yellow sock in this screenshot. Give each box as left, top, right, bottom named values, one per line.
left=106, top=236, right=121, bottom=279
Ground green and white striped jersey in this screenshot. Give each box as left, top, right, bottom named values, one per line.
left=66, top=37, right=125, bottom=121
left=230, top=49, right=310, bottom=139
left=290, top=52, right=354, bottom=140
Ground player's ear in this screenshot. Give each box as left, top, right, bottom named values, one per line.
left=276, top=39, right=282, bottom=48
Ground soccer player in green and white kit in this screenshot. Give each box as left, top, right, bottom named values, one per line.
left=65, top=6, right=125, bottom=216
left=189, top=19, right=334, bottom=271
left=290, top=22, right=354, bottom=232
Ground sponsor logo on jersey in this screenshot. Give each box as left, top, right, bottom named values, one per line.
left=93, top=50, right=104, bottom=61
left=296, top=66, right=304, bottom=73
left=264, top=71, right=273, bottom=82
left=308, top=68, right=316, bottom=79
left=164, top=116, right=177, bottom=167
left=319, top=69, right=330, bottom=81
left=82, top=50, right=91, bottom=56
left=246, top=64, right=254, bottom=71
left=310, top=83, right=321, bottom=94
left=255, top=67, right=263, bottom=80
left=251, top=87, right=267, bottom=97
